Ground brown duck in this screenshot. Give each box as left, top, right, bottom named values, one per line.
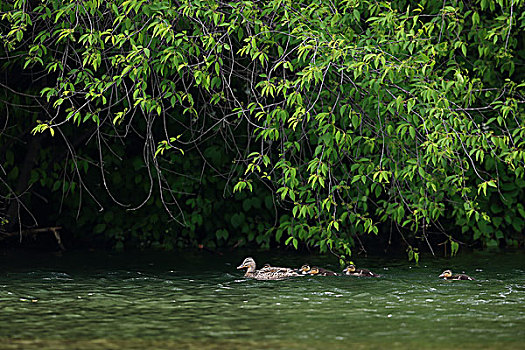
left=300, top=264, right=338, bottom=276
left=309, top=266, right=338, bottom=276
left=439, top=269, right=474, bottom=280
left=342, top=264, right=380, bottom=277
left=237, top=257, right=300, bottom=280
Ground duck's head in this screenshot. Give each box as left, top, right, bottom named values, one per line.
left=309, top=266, right=320, bottom=275
left=342, top=264, right=356, bottom=274
left=439, top=270, right=452, bottom=278
left=300, top=264, right=311, bottom=274
left=237, top=257, right=256, bottom=272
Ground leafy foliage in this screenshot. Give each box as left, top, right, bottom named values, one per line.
left=1, top=0, right=524, bottom=258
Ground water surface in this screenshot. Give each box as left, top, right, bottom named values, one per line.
left=0, top=250, right=524, bottom=349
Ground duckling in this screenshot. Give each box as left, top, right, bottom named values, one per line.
left=237, top=257, right=300, bottom=280
left=299, top=264, right=338, bottom=276
left=439, top=269, right=474, bottom=280
left=261, top=263, right=272, bottom=270
left=299, top=264, right=312, bottom=275
left=342, top=264, right=380, bottom=277
left=309, top=266, right=338, bottom=276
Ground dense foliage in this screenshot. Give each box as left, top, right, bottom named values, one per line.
left=1, top=0, right=524, bottom=259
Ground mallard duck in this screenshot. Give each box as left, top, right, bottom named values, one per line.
left=299, top=264, right=338, bottom=276
left=439, top=269, right=474, bottom=280
left=237, top=257, right=300, bottom=280
left=299, top=264, right=312, bottom=275
left=262, top=263, right=272, bottom=270
left=342, top=264, right=380, bottom=277
left=309, top=266, right=338, bottom=276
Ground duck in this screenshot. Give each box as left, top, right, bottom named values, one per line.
left=262, top=263, right=272, bottom=270
left=309, top=266, right=339, bottom=276
left=237, top=257, right=300, bottom=280
left=439, top=269, right=474, bottom=280
left=299, top=264, right=338, bottom=276
left=299, top=264, right=312, bottom=275
left=342, top=264, right=380, bottom=277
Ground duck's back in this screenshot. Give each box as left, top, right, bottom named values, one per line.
left=454, top=274, right=474, bottom=280
left=356, top=268, right=380, bottom=277
left=318, top=268, right=338, bottom=276
left=253, top=270, right=298, bottom=280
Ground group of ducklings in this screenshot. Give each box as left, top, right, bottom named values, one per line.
left=237, top=257, right=379, bottom=280
left=237, top=257, right=474, bottom=281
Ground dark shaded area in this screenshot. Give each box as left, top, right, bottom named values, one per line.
left=1, top=0, right=524, bottom=258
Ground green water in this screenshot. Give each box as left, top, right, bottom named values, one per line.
left=0, top=250, right=524, bottom=349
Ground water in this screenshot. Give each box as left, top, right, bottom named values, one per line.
left=0, top=250, right=524, bottom=349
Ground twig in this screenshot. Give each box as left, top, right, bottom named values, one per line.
left=2, top=226, right=65, bottom=250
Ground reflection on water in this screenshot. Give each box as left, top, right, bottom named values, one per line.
left=0, top=250, right=524, bottom=349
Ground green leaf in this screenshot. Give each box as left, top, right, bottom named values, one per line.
left=409, top=126, right=416, bottom=139
left=94, top=223, right=106, bottom=234
left=351, top=114, right=359, bottom=129
left=353, top=9, right=360, bottom=22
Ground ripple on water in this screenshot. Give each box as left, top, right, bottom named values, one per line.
left=0, top=252, right=524, bottom=349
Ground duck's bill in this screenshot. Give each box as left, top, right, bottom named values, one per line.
left=237, top=264, right=246, bottom=269
left=438, top=273, right=446, bottom=278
